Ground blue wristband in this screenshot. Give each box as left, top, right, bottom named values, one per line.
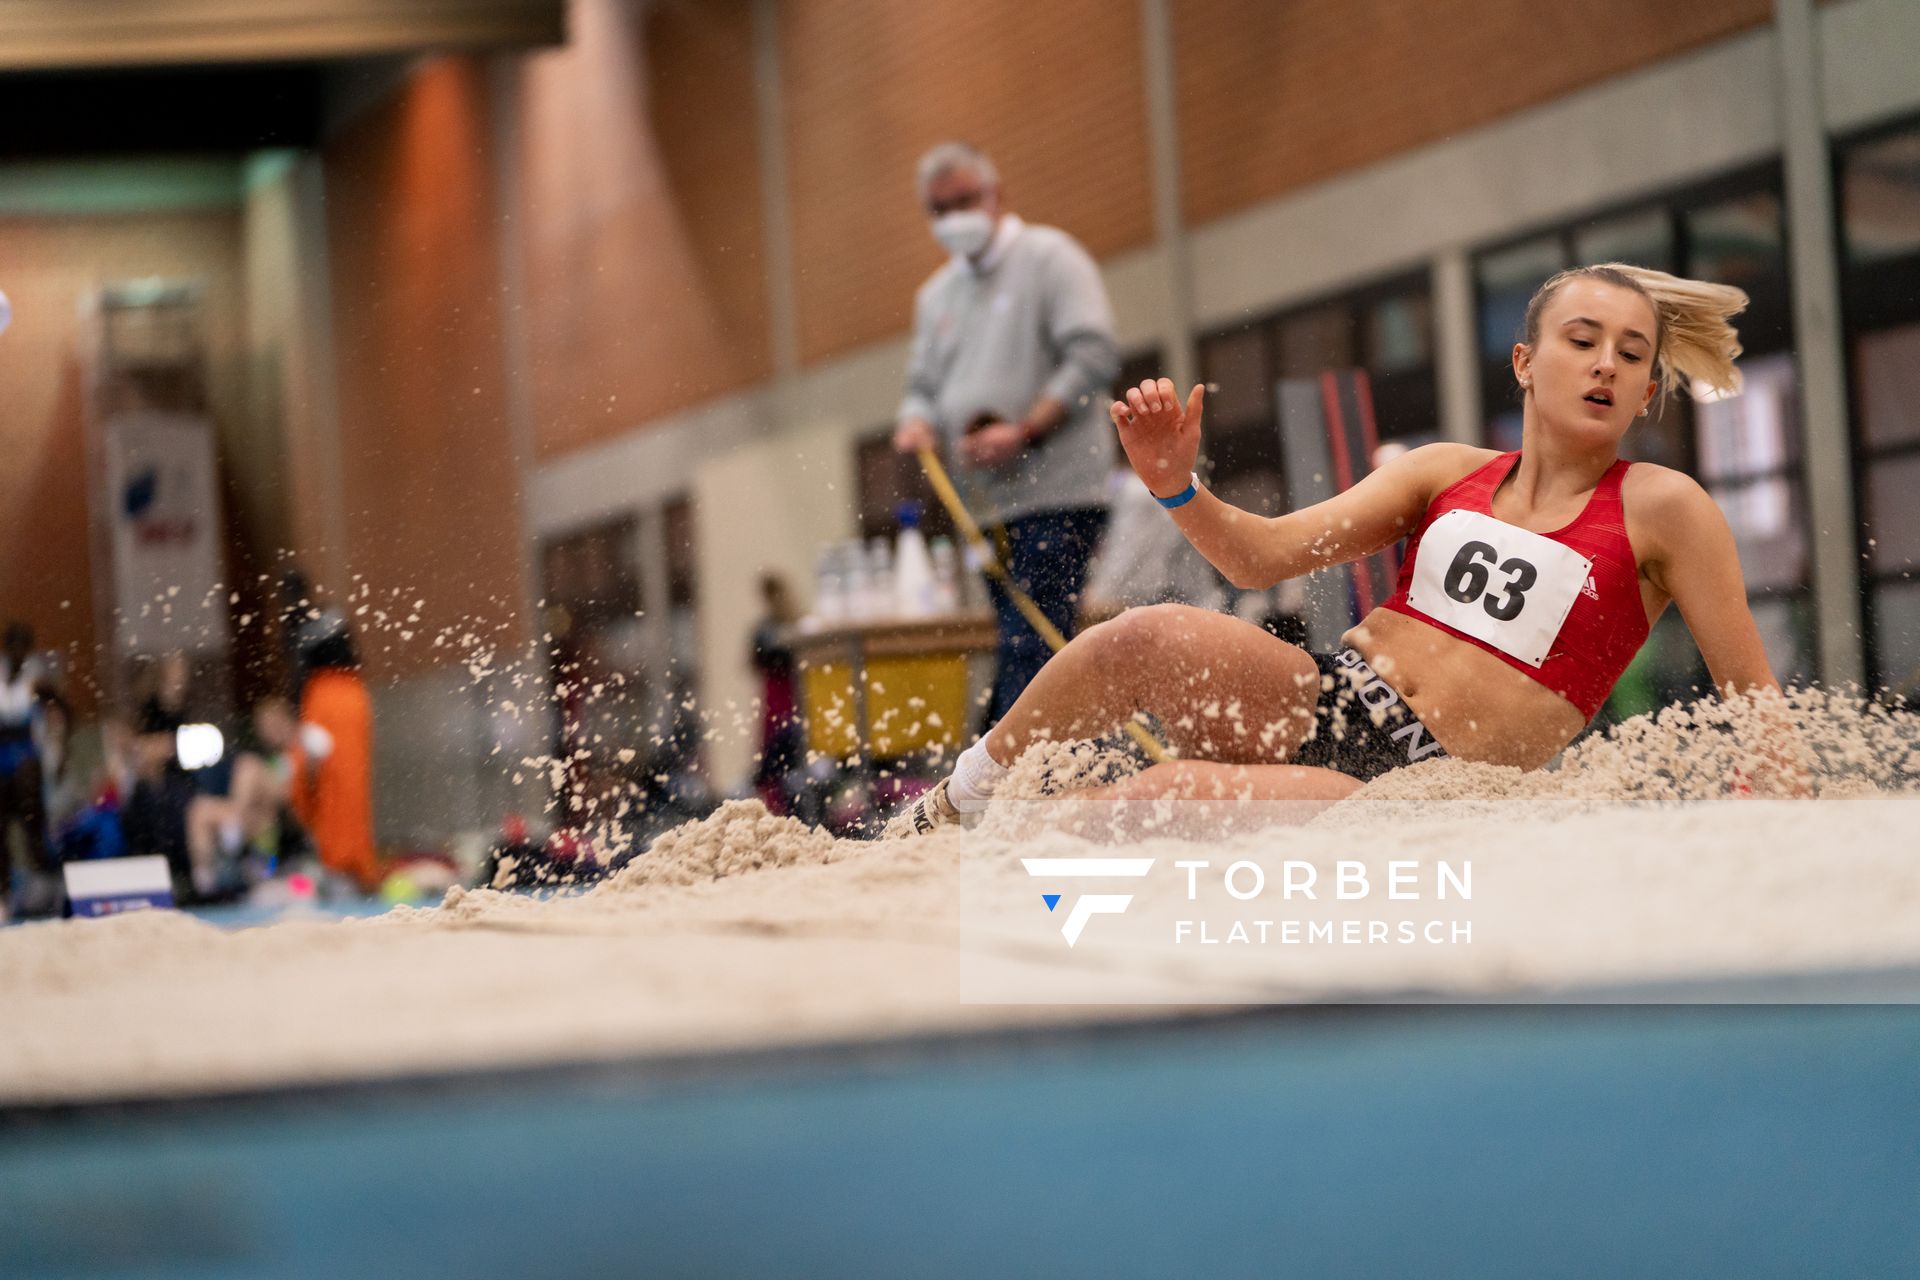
left=1154, top=473, right=1200, bottom=509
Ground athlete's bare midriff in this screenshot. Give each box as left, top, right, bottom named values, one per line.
left=1342, top=608, right=1590, bottom=769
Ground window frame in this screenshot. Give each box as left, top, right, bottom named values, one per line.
left=1193, top=267, right=1437, bottom=497
left=1835, top=111, right=1920, bottom=689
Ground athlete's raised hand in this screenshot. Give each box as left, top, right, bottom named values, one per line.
left=1110, top=377, right=1204, bottom=499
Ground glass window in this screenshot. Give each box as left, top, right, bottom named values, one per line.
left=1716, top=475, right=1810, bottom=594
left=1857, top=323, right=1920, bottom=451
left=1691, top=354, right=1807, bottom=595
left=1358, top=281, right=1434, bottom=444
left=1572, top=207, right=1674, bottom=272
left=1873, top=579, right=1920, bottom=694
left=1366, top=292, right=1429, bottom=375
left=1692, top=352, right=1800, bottom=482
left=1197, top=326, right=1272, bottom=431
left=1685, top=192, right=1784, bottom=286
left=1198, top=276, right=1434, bottom=499
left=1864, top=452, right=1920, bottom=576
left=1477, top=234, right=1568, bottom=359
left=1275, top=304, right=1352, bottom=377
left=1841, top=123, right=1920, bottom=688
left=1687, top=191, right=1792, bottom=353
left=1748, top=596, right=1817, bottom=687
left=1843, top=129, right=1920, bottom=265
left=1618, top=392, right=1691, bottom=472
left=1369, top=367, right=1439, bottom=445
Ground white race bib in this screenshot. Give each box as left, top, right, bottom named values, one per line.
left=1404, top=509, right=1592, bottom=667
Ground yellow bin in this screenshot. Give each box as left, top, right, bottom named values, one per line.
left=793, top=612, right=996, bottom=761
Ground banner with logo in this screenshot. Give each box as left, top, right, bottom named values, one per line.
left=102, top=409, right=229, bottom=659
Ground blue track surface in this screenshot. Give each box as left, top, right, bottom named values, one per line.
left=5, top=1005, right=1918, bottom=1277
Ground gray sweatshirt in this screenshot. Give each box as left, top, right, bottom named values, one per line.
left=897, top=215, right=1121, bottom=523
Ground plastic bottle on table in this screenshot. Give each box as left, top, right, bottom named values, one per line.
left=929, top=536, right=960, bottom=612
left=813, top=544, right=845, bottom=622
left=840, top=540, right=870, bottom=621
left=960, top=538, right=991, bottom=607
left=893, top=502, right=936, bottom=617
left=866, top=537, right=894, bottom=619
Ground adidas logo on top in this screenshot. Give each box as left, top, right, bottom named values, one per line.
left=1580, top=574, right=1600, bottom=601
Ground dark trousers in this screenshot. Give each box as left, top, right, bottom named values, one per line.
left=985, top=506, right=1108, bottom=724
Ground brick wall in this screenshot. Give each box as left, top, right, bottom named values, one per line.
left=334, top=0, right=1783, bottom=456
left=323, top=56, right=528, bottom=676
left=518, top=0, right=769, bottom=459
left=1172, top=0, right=1773, bottom=225
left=779, top=0, right=1157, bottom=365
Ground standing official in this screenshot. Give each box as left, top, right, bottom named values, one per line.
left=893, top=142, right=1121, bottom=721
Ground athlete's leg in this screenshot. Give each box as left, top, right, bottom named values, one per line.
left=888, top=604, right=1353, bottom=836
left=985, top=603, right=1323, bottom=766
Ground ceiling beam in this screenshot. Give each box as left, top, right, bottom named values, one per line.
left=0, top=0, right=564, bottom=72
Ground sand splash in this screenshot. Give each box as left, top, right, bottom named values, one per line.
left=3, top=689, right=1916, bottom=1103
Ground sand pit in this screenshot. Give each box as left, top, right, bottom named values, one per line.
left=4, top=692, right=1916, bottom=1106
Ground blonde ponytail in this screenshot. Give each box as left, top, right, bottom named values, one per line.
left=1524, top=263, right=1748, bottom=408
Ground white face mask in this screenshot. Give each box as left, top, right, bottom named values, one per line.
left=932, top=209, right=995, bottom=259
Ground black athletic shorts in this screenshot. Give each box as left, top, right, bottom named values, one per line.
left=1286, top=647, right=1449, bottom=783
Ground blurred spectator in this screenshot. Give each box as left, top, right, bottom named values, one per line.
left=749, top=573, right=805, bottom=814
left=184, top=696, right=313, bottom=900
left=892, top=141, right=1120, bottom=722
left=35, top=691, right=81, bottom=829
left=0, top=622, right=59, bottom=914
left=122, top=652, right=199, bottom=896
left=49, top=712, right=132, bottom=867
left=278, top=570, right=343, bottom=705
left=289, top=615, right=382, bottom=891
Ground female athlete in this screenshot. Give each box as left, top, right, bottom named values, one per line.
left=888, top=263, right=1782, bottom=835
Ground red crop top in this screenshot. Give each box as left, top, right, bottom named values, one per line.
left=1379, top=451, right=1650, bottom=720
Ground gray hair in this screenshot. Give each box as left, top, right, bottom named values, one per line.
left=915, top=141, right=998, bottom=203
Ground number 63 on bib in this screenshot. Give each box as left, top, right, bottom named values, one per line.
left=1404, top=509, right=1592, bottom=668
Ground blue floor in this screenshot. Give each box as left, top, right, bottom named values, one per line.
left=4, top=1005, right=1917, bottom=1278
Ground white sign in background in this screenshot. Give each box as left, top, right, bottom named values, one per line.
left=63, top=855, right=174, bottom=918
left=103, top=409, right=230, bottom=659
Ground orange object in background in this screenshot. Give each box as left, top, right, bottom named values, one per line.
left=291, top=668, right=381, bottom=891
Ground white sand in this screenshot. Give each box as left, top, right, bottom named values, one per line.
left=3, top=791, right=1917, bottom=1104
left=4, top=690, right=1916, bottom=1105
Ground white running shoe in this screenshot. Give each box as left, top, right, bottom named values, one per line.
left=883, top=778, right=965, bottom=839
